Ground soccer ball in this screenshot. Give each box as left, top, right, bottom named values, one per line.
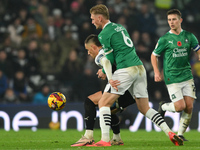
left=48, top=92, right=66, bottom=111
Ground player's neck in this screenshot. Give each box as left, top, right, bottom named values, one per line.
left=170, top=28, right=182, bottom=35
left=102, top=20, right=110, bottom=29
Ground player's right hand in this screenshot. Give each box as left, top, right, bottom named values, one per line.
left=109, top=79, right=120, bottom=91
left=154, top=72, right=163, bottom=82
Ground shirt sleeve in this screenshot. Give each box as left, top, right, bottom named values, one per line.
left=152, top=37, right=166, bottom=56
left=99, top=35, right=115, bottom=64
left=100, top=57, right=112, bottom=80
left=190, top=33, right=200, bottom=52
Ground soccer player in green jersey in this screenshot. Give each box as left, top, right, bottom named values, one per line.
left=151, top=9, right=200, bottom=141
left=88, top=4, right=183, bottom=147
left=71, top=34, right=135, bottom=147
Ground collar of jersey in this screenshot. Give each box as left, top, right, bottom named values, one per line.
left=103, top=20, right=111, bottom=29
left=99, top=48, right=103, bottom=52
left=169, top=29, right=183, bottom=34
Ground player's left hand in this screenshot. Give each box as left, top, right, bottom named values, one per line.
left=97, top=69, right=107, bottom=80
left=109, top=79, right=120, bottom=91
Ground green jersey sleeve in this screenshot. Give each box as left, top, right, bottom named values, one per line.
left=153, top=37, right=167, bottom=56
left=190, top=33, right=200, bottom=52
left=98, top=35, right=115, bottom=65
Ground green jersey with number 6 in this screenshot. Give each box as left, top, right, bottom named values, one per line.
left=153, top=30, right=200, bottom=85
left=98, top=22, right=143, bottom=70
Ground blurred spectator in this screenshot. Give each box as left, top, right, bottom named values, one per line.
left=136, top=41, right=150, bottom=62
left=37, top=42, right=56, bottom=77
left=122, top=6, right=139, bottom=34
left=141, top=32, right=155, bottom=50
left=79, top=21, right=93, bottom=46
left=31, top=3, right=49, bottom=31
left=12, top=49, right=29, bottom=76
left=25, top=40, right=40, bottom=76
left=10, top=70, right=28, bottom=102
left=61, top=17, right=79, bottom=40
left=28, top=0, right=38, bottom=15
left=18, top=8, right=30, bottom=25
left=45, top=16, right=61, bottom=41
left=52, top=0, right=70, bottom=14
left=131, top=30, right=140, bottom=48
left=65, top=1, right=88, bottom=28
left=52, top=8, right=64, bottom=28
left=26, top=40, right=44, bottom=93
left=137, top=2, right=158, bottom=37
left=32, top=84, right=50, bottom=104
left=136, top=32, right=155, bottom=63
left=2, top=88, right=20, bottom=104
left=107, top=0, right=127, bottom=14
left=0, top=50, right=13, bottom=79
left=60, top=49, right=84, bottom=84
left=0, top=69, right=8, bottom=98
left=57, top=30, right=79, bottom=68
left=60, top=49, right=84, bottom=101
left=107, top=6, right=119, bottom=23
left=0, top=35, right=18, bottom=59
left=117, top=15, right=127, bottom=30
left=22, top=17, right=43, bottom=39
left=7, top=17, right=24, bottom=46
left=128, top=0, right=139, bottom=15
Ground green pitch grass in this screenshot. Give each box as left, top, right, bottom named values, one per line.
left=0, top=129, right=200, bottom=150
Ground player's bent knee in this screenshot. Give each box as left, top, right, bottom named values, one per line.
left=175, top=104, right=186, bottom=112
left=185, top=105, right=193, bottom=114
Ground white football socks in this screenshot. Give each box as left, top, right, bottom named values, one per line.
left=84, top=130, right=93, bottom=139
left=99, top=106, right=111, bottom=142
left=112, top=133, right=121, bottom=141
left=145, top=108, right=171, bottom=136
left=177, top=112, right=192, bottom=135
left=162, top=102, right=176, bottom=112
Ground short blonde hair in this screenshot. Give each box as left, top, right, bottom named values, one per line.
left=90, top=4, right=109, bottom=20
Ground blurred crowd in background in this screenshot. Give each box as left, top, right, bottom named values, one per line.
left=0, top=0, right=200, bottom=104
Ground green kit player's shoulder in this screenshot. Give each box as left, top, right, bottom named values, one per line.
left=104, top=22, right=125, bottom=34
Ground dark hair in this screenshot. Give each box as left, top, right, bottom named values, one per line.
left=167, top=9, right=182, bottom=18
left=84, top=34, right=102, bottom=47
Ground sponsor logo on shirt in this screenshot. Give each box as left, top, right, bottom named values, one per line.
left=172, top=48, right=188, bottom=57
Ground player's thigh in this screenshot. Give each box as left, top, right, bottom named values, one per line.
left=104, top=69, right=134, bottom=95
left=129, top=66, right=148, bottom=98
left=88, top=91, right=102, bottom=105
left=167, top=79, right=196, bottom=103
left=182, top=79, right=196, bottom=99
left=98, top=92, right=120, bottom=108
left=167, top=83, right=184, bottom=102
